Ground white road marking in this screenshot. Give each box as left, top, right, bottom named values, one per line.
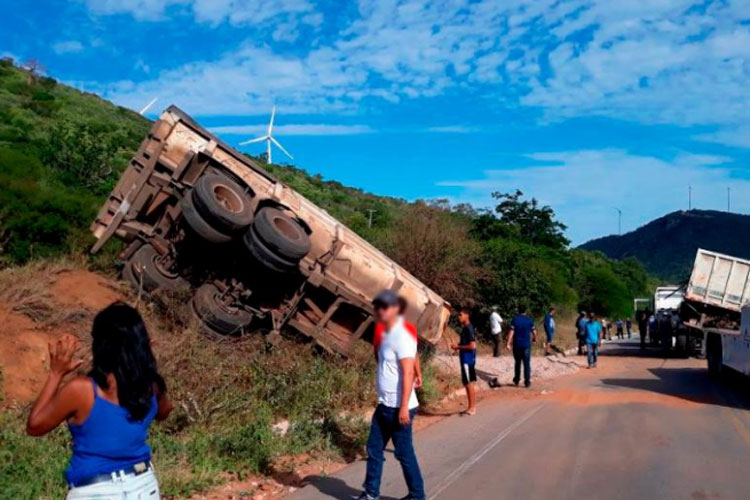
left=429, top=403, right=546, bottom=500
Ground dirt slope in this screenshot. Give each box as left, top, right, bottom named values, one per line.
left=0, top=264, right=124, bottom=405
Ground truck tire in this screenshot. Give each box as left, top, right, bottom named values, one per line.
left=123, top=244, right=187, bottom=293
left=181, top=191, right=233, bottom=244
left=242, top=229, right=298, bottom=274
left=192, top=283, right=253, bottom=336
left=192, top=174, right=253, bottom=233
left=251, top=207, right=311, bottom=261
left=676, top=333, right=688, bottom=357
left=707, top=334, right=723, bottom=379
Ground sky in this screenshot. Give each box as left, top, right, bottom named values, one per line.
left=3, top=0, right=750, bottom=244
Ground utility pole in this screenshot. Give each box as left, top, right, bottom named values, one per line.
left=727, top=187, right=731, bottom=212
left=613, top=207, right=622, bottom=235
left=366, top=209, right=377, bottom=228
left=688, top=185, right=692, bottom=210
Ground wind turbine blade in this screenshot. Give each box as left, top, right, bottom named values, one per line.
left=139, top=97, right=158, bottom=115
left=268, top=105, right=276, bottom=135
left=270, top=136, right=293, bottom=160
left=239, top=135, right=268, bottom=145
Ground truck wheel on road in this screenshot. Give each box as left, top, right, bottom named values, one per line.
left=676, top=333, right=688, bottom=357
left=251, top=207, right=311, bottom=261
left=181, top=191, right=233, bottom=244
left=123, top=244, right=187, bottom=294
left=242, top=228, right=298, bottom=274
left=706, top=334, right=723, bottom=379
left=192, top=283, right=253, bottom=336
left=192, top=174, right=254, bottom=233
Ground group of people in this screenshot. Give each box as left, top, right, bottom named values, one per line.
left=27, top=290, right=621, bottom=500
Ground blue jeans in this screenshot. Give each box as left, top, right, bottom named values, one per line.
left=513, top=345, right=531, bottom=386
left=364, top=405, right=425, bottom=500
left=587, top=343, right=599, bottom=367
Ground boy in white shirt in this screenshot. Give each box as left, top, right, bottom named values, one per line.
left=356, top=290, right=425, bottom=500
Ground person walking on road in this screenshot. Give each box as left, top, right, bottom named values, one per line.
left=489, top=306, right=503, bottom=357
left=452, top=308, right=477, bottom=416
left=576, top=311, right=588, bottom=355
left=585, top=312, right=602, bottom=368
left=638, top=312, right=648, bottom=349
left=616, top=319, right=625, bottom=339
left=543, top=307, right=556, bottom=356
left=626, top=318, right=633, bottom=339
left=507, top=305, right=536, bottom=388
left=26, top=302, right=173, bottom=500
left=358, top=290, right=425, bottom=500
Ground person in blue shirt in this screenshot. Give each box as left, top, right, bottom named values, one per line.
left=506, top=305, right=537, bottom=388
left=451, top=307, right=477, bottom=416
left=575, top=311, right=587, bottom=355
left=585, top=312, right=603, bottom=368
left=543, top=307, right=556, bottom=356
left=26, top=303, right=172, bottom=498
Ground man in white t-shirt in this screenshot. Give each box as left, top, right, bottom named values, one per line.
left=489, top=306, right=503, bottom=357
left=356, top=289, right=425, bottom=500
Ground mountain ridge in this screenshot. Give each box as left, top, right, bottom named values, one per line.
left=580, top=209, right=750, bottom=282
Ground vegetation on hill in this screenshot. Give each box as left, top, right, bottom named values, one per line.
left=580, top=209, right=750, bottom=283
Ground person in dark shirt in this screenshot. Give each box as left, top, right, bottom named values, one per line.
left=575, top=311, right=587, bottom=355
left=637, top=311, right=649, bottom=349
left=506, top=305, right=537, bottom=388
left=626, top=318, right=633, bottom=339
left=451, top=307, right=477, bottom=415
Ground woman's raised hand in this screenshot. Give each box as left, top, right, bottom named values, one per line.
left=48, top=335, right=83, bottom=376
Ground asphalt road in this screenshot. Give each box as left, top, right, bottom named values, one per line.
left=288, top=337, right=750, bottom=500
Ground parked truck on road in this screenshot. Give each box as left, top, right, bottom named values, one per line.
left=681, top=249, right=750, bottom=376
left=90, top=106, right=451, bottom=355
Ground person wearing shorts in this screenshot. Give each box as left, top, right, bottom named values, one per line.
left=452, top=308, right=477, bottom=415
left=543, top=307, right=556, bottom=355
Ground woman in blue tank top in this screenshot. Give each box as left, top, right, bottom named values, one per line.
left=27, top=302, right=173, bottom=499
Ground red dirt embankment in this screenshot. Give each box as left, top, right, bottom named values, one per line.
left=0, top=264, right=123, bottom=406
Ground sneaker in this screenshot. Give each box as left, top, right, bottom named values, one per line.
left=524, top=382, right=531, bottom=388
left=353, top=493, right=378, bottom=500
left=512, top=379, right=519, bottom=386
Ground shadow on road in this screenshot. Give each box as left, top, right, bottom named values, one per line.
left=598, top=339, right=689, bottom=359
left=602, top=367, right=750, bottom=410
left=302, top=475, right=399, bottom=500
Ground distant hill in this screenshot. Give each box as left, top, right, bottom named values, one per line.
left=580, top=210, right=750, bottom=282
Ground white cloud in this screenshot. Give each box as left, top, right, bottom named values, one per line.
left=83, top=0, right=750, bottom=146
left=694, top=127, right=750, bottom=149
left=439, top=149, right=746, bottom=244
left=424, top=125, right=478, bottom=134
left=52, top=40, right=84, bottom=54
left=209, top=123, right=375, bottom=136
left=83, top=0, right=317, bottom=27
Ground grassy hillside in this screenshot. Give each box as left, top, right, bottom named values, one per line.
left=0, top=58, right=149, bottom=264
left=580, top=209, right=750, bottom=283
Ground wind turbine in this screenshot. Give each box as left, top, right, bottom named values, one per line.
left=139, top=97, right=158, bottom=115
left=239, top=106, right=293, bottom=164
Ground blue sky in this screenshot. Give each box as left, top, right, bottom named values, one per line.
left=3, top=0, right=750, bottom=244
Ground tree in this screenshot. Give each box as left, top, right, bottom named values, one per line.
left=490, top=190, right=570, bottom=249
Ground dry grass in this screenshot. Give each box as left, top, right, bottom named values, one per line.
left=0, top=256, right=91, bottom=329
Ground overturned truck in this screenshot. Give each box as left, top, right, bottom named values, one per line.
left=90, top=106, right=450, bottom=354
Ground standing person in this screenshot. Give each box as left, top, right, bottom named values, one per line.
left=543, top=307, right=556, bottom=356
left=26, top=302, right=172, bottom=499
left=576, top=311, right=588, bottom=355
left=358, top=290, right=425, bottom=500
left=626, top=318, right=633, bottom=339
left=601, top=318, right=610, bottom=341
left=489, top=306, right=503, bottom=357
left=616, top=319, right=624, bottom=339
left=451, top=308, right=477, bottom=416
left=637, top=312, right=648, bottom=349
left=585, top=312, right=602, bottom=368
left=506, top=305, right=536, bottom=388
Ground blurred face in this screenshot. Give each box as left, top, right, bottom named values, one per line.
left=375, top=303, right=399, bottom=323
left=458, top=311, right=469, bottom=324
left=550, top=309, right=556, bottom=316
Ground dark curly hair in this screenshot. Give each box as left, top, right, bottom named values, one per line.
left=89, top=302, right=166, bottom=421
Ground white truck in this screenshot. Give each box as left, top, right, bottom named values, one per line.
left=682, top=249, right=750, bottom=376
